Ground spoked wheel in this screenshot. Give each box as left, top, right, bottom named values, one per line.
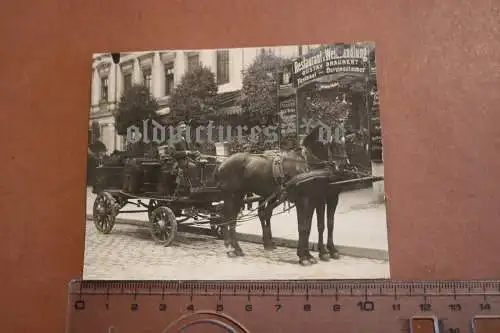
left=148, top=200, right=161, bottom=220
left=149, top=206, right=178, bottom=246
left=93, top=192, right=118, bottom=234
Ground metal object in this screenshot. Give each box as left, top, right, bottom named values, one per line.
left=66, top=279, right=500, bottom=333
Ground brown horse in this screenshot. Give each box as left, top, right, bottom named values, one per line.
left=214, top=126, right=350, bottom=264
left=296, top=125, right=351, bottom=264
left=214, top=149, right=308, bottom=257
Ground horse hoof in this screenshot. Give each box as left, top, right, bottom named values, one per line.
left=319, top=253, right=330, bottom=261
left=227, top=250, right=244, bottom=257
left=330, top=252, right=340, bottom=260
left=308, top=257, right=318, bottom=264
left=299, top=259, right=312, bottom=266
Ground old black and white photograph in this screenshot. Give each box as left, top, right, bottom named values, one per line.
left=85, top=42, right=389, bottom=279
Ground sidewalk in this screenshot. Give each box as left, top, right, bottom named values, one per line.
left=86, top=187, right=389, bottom=260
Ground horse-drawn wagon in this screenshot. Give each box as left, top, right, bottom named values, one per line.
left=90, top=127, right=384, bottom=265
left=91, top=148, right=235, bottom=246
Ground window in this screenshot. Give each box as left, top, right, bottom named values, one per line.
left=187, top=53, right=200, bottom=72
left=99, top=124, right=106, bottom=140
left=216, top=50, right=229, bottom=84
left=100, top=76, right=108, bottom=101
left=164, top=62, right=174, bottom=96
left=142, top=68, right=152, bottom=92
left=260, top=47, right=275, bottom=55
left=123, top=73, right=132, bottom=95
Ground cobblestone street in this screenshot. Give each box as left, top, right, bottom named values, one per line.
left=83, top=219, right=390, bottom=280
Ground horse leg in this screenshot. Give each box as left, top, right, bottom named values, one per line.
left=258, top=201, right=275, bottom=250
left=257, top=200, right=268, bottom=248
left=296, top=197, right=317, bottom=266
left=265, top=213, right=275, bottom=249
left=296, top=201, right=308, bottom=265
left=224, top=193, right=245, bottom=257
left=316, top=198, right=329, bottom=261
left=303, top=201, right=316, bottom=263
left=326, top=191, right=340, bottom=259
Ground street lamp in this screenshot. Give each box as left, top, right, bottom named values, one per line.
left=111, top=53, right=120, bottom=151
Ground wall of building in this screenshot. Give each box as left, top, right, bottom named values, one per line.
left=89, top=44, right=321, bottom=153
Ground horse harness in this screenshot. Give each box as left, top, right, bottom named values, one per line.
left=271, top=155, right=286, bottom=185
left=268, top=146, right=334, bottom=186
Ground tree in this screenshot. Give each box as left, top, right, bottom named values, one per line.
left=114, top=85, right=160, bottom=138
left=240, top=49, right=290, bottom=124
left=303, top=91, right=351, bottom=129
left=168, top=65, right=218, bottom=125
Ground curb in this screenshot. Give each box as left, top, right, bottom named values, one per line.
left=86, top=214, right=388, bottom=261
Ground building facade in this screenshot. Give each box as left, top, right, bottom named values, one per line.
left=90, top=45, right=321, bottom=153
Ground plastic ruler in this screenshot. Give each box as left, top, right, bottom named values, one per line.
left=66, top=279, right=500, bottom=332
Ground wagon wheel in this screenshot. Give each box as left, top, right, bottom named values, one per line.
left=148, top=200, right=161, bottom=220
left=149, top=200, right=182, bottom=219
left=92, top=192, right=117, bottom=234
left=149, top=206, right=178, bottom=246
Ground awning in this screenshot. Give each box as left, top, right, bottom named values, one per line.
left=218, top=105, right=242, bottom=115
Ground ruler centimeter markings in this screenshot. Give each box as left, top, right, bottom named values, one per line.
left=66, top=279, right=500, bottom=333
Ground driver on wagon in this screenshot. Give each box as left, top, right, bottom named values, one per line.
left=171, top=121, right=201, bottom=193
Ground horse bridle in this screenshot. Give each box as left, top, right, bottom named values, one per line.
left=301, top=145, right=336, bottom=168
left=301, top=140, right=352, bottom=174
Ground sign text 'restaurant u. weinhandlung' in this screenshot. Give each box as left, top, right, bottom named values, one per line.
left=293, top=46, right=370, bottom=87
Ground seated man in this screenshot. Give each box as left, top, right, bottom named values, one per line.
left=171, top=121, right=202, bottom=193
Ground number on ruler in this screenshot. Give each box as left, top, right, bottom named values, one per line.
left=130, top=303, right=139, bottom=311
left=480, top=303, right=491, bottom=311
left=332, top=304, right=341, bottom=312
left=245, top=304, right=252, bottom=312
left=216, top=304, right=224, bottom=312
left=357, top=301, right=375, bottom=312
left=186, top=304, right=195, bottom=312
left=275, top=304, right=282, bottom=312
left=159, top=303, right=167, bottom=311
left=303, top=304, right=312, bottom=312
left=448, top=303, right=461, bottom=312
left=392, top=304, right=401, bottom=311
